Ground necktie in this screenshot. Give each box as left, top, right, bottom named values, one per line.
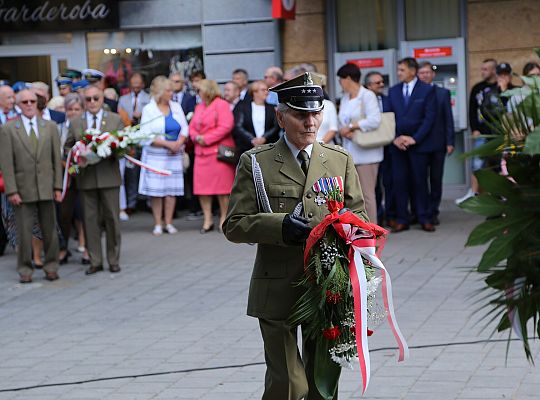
left=404, top=83, right=410, bottom=106
left=297, top=150, right=309, bottom=175
left=133, top=93, right=138, bottom=114
left=92, top=114, right=97, bottom=129
left=29, top=121, right=38, bottom=153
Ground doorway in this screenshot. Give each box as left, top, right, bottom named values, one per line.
left=0, top=56, right=51, bottom=87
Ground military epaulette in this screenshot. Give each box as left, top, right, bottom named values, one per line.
left=320, top=142, right=349, bottom=155
left=247, top=143, right=275, bottom=154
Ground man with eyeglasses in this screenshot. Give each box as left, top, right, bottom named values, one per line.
left=65, top=85, right=124, bottom=275
left=0, top=89, right=62, bottom=283
left=170, top=72, right=196, bottom=117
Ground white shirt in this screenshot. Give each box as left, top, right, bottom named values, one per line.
left=41, top=108, right=51, bottom=121
left=86, top=109, right=104, bottom=131
left=339, top=86, right=383, bottom=165
left=316, top=99, right=338, bottom=142
left=283, top=134, right=313, bottom=167
left=21, top=115, right=39, bottom=138
left=240, top=88, right=248, bottom=100
left=402, top=77, right=418, bottom=98
left=251, top=102, right=266, bottom=138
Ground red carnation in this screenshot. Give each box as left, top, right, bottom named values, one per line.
left=325, top=290, right=342, bottom=304
left=322, top=326, right=341, bottom=340
left=326, top=200, right=344, bottom=213
left=350, top=326, right=374, bottom=336
left=84, top=134, right=93, bottom=141
left=110, top=142, right=117, bottom=150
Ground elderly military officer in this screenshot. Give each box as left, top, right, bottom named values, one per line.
left=65, top=85, right=124, bottom=275
left=223, top=72, right=367, bottom=400
left=0, top=89, right=62, bottom=283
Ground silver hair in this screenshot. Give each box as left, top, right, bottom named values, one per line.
left=64, top=92, right=84, bottom=110
left=31, top=81, right=50, bottom=93
left=276, top=103, right=289, bottom=114
left=15, top=89, right=37, bottom=103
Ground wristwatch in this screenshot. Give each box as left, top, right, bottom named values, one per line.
left=348, top=122, right=354, bottom=130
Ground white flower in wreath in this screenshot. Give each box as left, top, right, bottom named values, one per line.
left=96, top=142, right=112, bottom=158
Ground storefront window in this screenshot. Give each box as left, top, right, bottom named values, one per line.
left=0, top=33, right=72, bottom=45
left=405, top=0, right=460, bottom=40
left=336, top=0, right=397, bottom=52
left=86, top=28, right=203, bottom=95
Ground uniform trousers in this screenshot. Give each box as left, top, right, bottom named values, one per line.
left=355, top=163, right=379, bottom=223
left=14, top=201, right=59, bottom=276
left=81, top=187, right=121, bottom=268
left=259, top=319, right=339, bottom=400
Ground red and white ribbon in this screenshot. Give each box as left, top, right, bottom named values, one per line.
left=332, top=222, right=409, bottom=394
left=61, top=144, right=172, bottom=201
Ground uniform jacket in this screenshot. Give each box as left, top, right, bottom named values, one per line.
left=188, top=97, right=235, bottom=157
left=0, top=116, right=62, bottom=202
left=223, top=138, right=367, bottom=320
left=387, top=80, right=436, bottom=152
left=118, top=90, right=151, bottom=120
left=65, top=110, right=124, bottom=190
left=233, top=101, right=280, bottom=155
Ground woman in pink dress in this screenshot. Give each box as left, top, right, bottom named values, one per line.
left=189, top=80, right=235, bottom=233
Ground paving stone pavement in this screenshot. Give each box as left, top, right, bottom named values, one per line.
left=0, top=202, right=537, bottom=400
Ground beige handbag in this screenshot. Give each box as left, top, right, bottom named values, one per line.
left=351, top=111, right=396, bottom=149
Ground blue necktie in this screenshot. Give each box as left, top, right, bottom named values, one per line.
left=403, top=84, right=410, bottom=106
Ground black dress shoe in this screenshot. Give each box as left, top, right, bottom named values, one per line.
left=421, top=223, right=436, bottom=232
left=109, top=265, right=121, bottom=273
left=81, top=257, right=91, bottom=265
left=85, top=265, right=104, bottom=275
left=59, top=254, right=69, bottom=265
left=200, top=224, right=214, bottom=234
left=432, top=216, right=440, bottom=226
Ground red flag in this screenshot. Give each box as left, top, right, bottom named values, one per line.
left=272, top=0, right=296, bottom=20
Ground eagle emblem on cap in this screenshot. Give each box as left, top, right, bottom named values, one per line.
left=304, top=73, right=314, bottom=86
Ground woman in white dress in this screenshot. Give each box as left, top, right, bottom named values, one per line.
left=337, top=63, right=382, bottom=223
left=138, top=76, right=188, bottom=236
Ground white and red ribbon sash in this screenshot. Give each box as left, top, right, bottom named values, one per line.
left=333, top=222, right=409, bottom=394
left=61, top=143, right=171, bottom=201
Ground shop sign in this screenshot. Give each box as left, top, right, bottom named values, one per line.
left=272, top=0, right=295, bottom=20
left=347, top=58, right=384, bottom=69
left=414, top=46, right=453, bottom=59
left=0, top=0, right=119, bottom=32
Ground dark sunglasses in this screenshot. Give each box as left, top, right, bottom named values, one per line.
left=20, top=99, right=37, bottom=105
left=85, top=96, right=101, bottom=102
left=371, top=80, right=384, bottom=85
left=172, top=80, right=182, bottom=83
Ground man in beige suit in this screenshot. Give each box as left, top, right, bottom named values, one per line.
left=65, top=85, right=124, bottom=275
left=0, top=89, right=62, bottom=283
left=224, top=73, right=367, bottom=399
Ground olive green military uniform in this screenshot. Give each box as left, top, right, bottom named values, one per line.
left=0, top=117, right=62, bottom=276
left=65, top=110, right=124, bottom=269
left=224, top=137, right=367, bottom=399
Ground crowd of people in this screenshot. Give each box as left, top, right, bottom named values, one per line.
left=1, top=55, right=538, bottom=283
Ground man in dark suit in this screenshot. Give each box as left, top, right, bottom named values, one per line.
left=170, top=72, right=196, bottom=116
left=386, top=57, right=437, bottom=232
left=224, top=72, right=367, bottom=399
left=0, top=89, right=62, bottom=282
left=365, top=71, right=394, bottom=227
left=418, top=62, right=455, bottom=225
left=65, top=86, right=124, bottom=275
left=232, top=68, right=252, bottom=103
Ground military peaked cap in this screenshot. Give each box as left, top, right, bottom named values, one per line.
left=270, top=72, right=324, bottom=112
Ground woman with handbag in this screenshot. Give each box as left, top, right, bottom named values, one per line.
left=189, top=79, right=235, bottom=233
left=232, top=80, right=280, bottom=156
left=138, top=76, right=189, bottom=236
left=337, top=63, right=382, bottom=222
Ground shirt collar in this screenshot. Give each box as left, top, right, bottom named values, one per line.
left=87, top=109, right=104, bottom=119
left=283, top=134, right=313, bottom=160
left=21, top=114, right=37, bottom=126
left=404, top=77, right=418, bottom=91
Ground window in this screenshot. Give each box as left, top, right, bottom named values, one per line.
left=336, top=0, right=397, bottom=52
left=405, top=0, right=460, bottom=40
left=86, top=28, right=203, bottom=95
